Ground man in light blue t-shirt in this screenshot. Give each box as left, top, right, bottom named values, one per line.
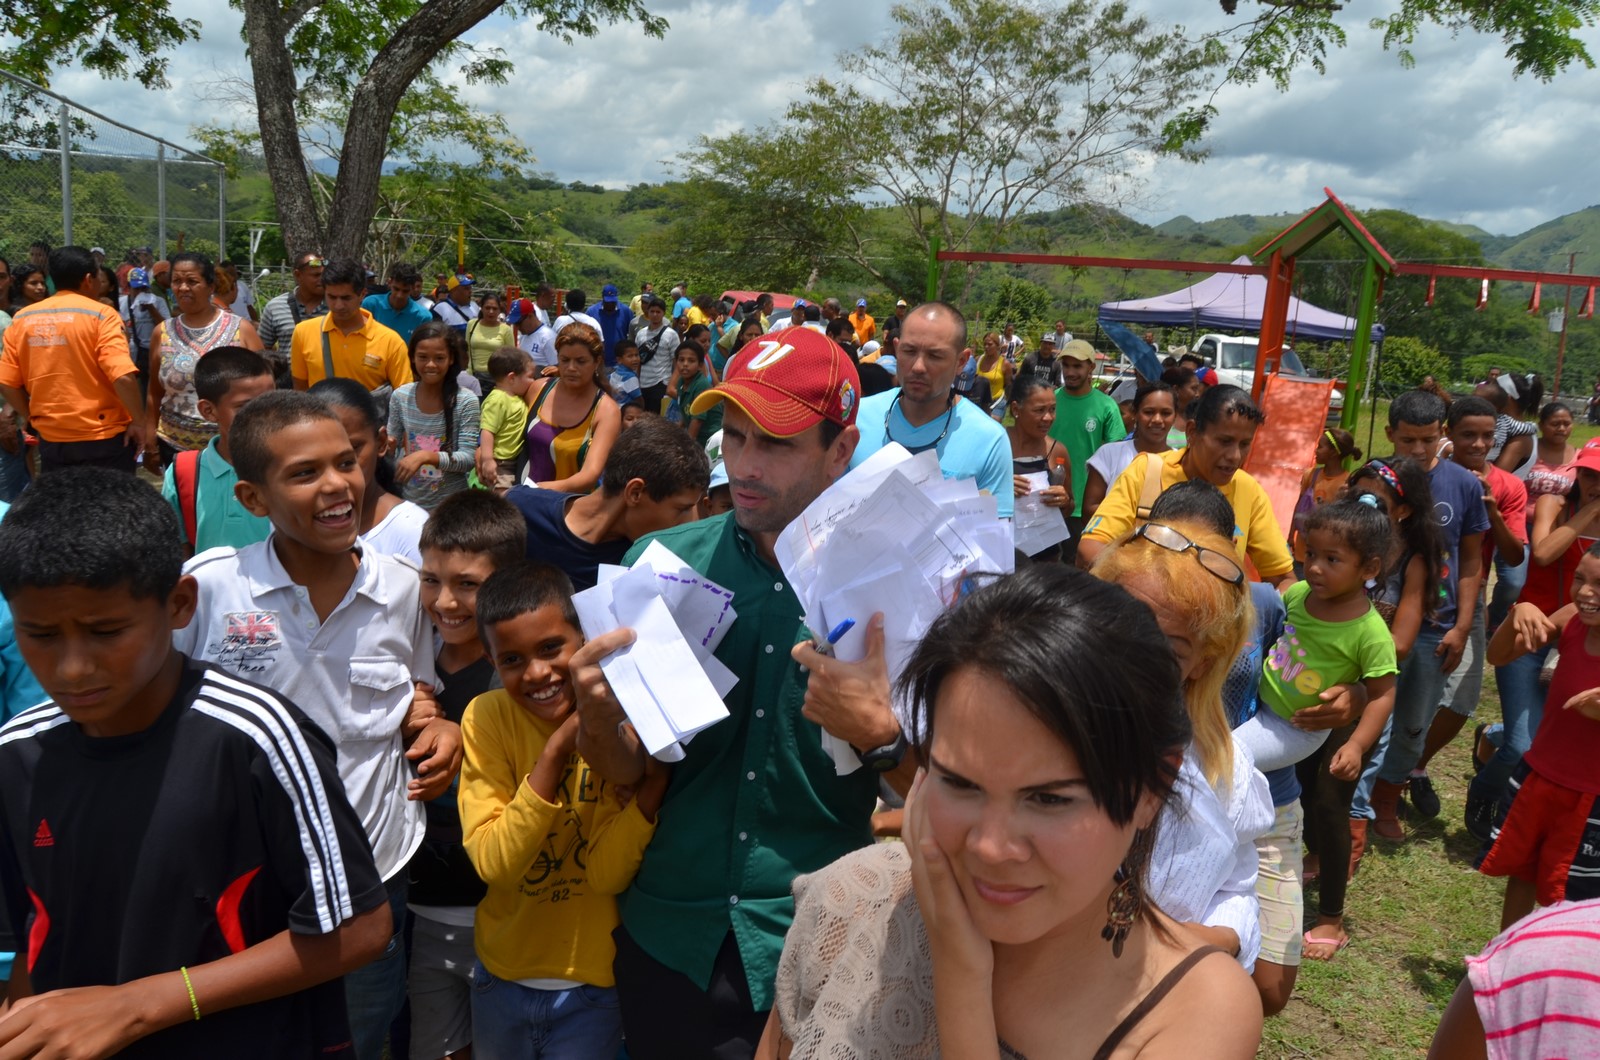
left=848, top=302, right=1013, bottom=517
left=361, top=261, right=433, bottom=346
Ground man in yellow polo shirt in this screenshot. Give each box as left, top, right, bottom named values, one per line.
left=290, top=258, right=413, bottom=392
left=1077, top=383, right=1295, bottom=588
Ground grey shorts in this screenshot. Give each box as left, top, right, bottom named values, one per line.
left=407, top=912, right=477, bottom=1060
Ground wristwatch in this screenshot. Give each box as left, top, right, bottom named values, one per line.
left=855, top=728, right=909, bottom=772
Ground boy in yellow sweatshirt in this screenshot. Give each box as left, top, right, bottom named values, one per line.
left=459, top=562, right=666, bottom=1059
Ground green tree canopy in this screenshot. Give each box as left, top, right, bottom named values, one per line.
left=2, top=0, right=666, bottom=261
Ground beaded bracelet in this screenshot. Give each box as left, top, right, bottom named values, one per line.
left=179, top=966, right=201, bottom=1021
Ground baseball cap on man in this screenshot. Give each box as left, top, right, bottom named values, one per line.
left=447, top=273, right=474, bottom=291
left=602, top=283, right=619, bottom=304
left=127, top=268, right=150, bottom=290
left=856, top=298, right=868, bottom=308
left=691, top=326, right=860, bottom=438
left=1058, top=339, right=1096, bottom=362
left=505, top=297, right=536, bottom=325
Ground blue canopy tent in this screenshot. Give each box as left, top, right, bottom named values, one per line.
left=1097, top=256, right=1356, bottom=342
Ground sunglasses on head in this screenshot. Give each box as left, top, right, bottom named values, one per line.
left=297, top=256, right=326, bottom=269
left=1133, top=521, right=1245, bottom=586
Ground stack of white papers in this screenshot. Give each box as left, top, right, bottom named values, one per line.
left=572, top=541, right=739, bottom=761
left=1013, top=471, right=1073, bottom=557
left=775, top=444, right=1015, bottom=773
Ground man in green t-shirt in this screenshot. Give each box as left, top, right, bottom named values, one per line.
left=1047, top=339, right=1123, bottom=559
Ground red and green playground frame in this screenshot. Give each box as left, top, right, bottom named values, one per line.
left=925, top=188, right=1600, bottom=430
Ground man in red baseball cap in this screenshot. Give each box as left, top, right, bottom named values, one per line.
left=566, top=326, right=903, bottom=1057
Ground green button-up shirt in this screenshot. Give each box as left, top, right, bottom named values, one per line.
left=620, top=514, right=878, bottom=1009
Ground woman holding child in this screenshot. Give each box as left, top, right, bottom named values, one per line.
left=144, top=251, right=264, bottom=467
left=522, top=322, right=620, bottom=495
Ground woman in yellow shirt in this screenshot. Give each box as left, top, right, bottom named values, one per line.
left=466, top=292, right=516, bottom=377
left=685, top=294, right=713, bottom=327
left=1078, top=384, right=1296, bottom=587
left=975, top=331, right=1011, bottom=413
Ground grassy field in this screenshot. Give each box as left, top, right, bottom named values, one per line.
left=1261, top=399, right=1588, bottom=1056
left=1262, top=702, right=1502, bottom=1059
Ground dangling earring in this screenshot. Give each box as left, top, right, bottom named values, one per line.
left=1365, top=577, right=1378, bottom=590
left=1103, top=826, right=1152, bottom=958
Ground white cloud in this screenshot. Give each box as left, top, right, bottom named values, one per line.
left=19, top=0, right=1600, bottom=238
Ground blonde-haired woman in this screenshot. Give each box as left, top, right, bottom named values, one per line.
left=1092, top=513, right=1273, bottom=973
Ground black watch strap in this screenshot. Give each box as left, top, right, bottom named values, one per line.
left=855, top=728, right=908, bottom=772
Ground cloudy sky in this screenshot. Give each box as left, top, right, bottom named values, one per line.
left=38, top=0, right=1600, bottom=241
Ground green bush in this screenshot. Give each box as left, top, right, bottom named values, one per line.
left=982, top=276, right=1053, bottom=342
left=1377, top=335, right=1453, bottom=390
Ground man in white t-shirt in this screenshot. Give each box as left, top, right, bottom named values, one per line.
left=431, top=274, right=480, bottom=331
left=509, top=297, right=556, bottom=367
left=533, top=282, right=556, bottom=327
left=634, top=296, right=680, bottom=415
left=1000, top=322, right=1025, bottom=364
left=766, top=300, right=807, bottom=333
left=550, top=288, right=601, bottom=340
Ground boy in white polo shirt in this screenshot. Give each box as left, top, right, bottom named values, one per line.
left=172, top=390, right=461, bottom=1060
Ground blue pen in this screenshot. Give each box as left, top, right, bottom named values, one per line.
left=815, top=618, right=856, bottom=658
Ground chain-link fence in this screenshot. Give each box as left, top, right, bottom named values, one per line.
left=0, top=71, right=225, bottom=272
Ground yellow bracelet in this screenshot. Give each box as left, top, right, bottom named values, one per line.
left=179, top=966, right=200, bottom=1021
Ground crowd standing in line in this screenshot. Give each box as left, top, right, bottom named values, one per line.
left=0, top=243, right=1595, bottom=1058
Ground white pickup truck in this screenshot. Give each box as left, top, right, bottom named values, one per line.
left=1193, top=334, right=1343, bottom=423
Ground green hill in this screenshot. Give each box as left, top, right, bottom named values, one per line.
left=1489, top=204, right=1600, bottom=273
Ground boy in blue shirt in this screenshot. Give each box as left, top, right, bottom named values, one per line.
left=1353, top=390, right=1487, bottom=844
left=160, top=347, right=276, bottom=553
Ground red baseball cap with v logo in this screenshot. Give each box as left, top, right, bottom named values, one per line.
left=691, top=326, right=860, bottom=438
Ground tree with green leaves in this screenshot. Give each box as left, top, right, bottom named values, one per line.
left=1165, top=1, right=1600, bottom=147
left=4, top=0, right=665, bottom=260
left=635, top=129, right=877, bottom=297
left=656, top=0, right=1221, bottom=301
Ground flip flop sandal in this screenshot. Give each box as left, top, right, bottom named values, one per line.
left=1303, top=929, right=1350, bottom=958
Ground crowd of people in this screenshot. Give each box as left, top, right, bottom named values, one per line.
left=0, top=243, right=1594, bottom=1059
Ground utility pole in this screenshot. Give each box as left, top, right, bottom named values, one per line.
left=1555, top=252, right=1577, bottom=399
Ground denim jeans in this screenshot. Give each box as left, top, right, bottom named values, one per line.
left=1352, top=627, right=1447, bottom=819
left=1488, top=551, right=1529, bottom=631
left=469, top=964, right=622, bottom=1060
left=345, top=875, right=409, bottom=1060
left=1469, top=643, right=1552, bottom=807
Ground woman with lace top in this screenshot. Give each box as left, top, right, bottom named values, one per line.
left=759, top=566, right=1262, bottom=1060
